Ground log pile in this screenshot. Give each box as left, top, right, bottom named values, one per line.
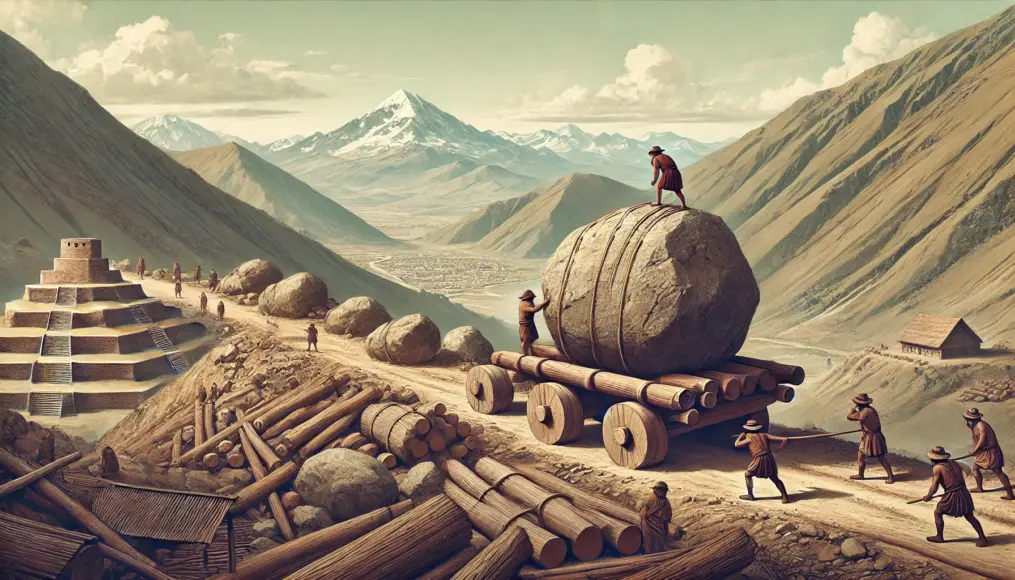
left=358, top=401, right=482, bottom=465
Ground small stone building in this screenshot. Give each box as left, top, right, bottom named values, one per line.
left=898, top=314, right=982, bottom=359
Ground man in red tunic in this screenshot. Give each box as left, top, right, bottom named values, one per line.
left=518, top=289, right=550, bottom=356
left=964, top=408, right=1014, bottom=500
left=923, top=446, right=988, bottom=547
left=648, top=146, right=686, bottom=208
left=847, top=393, right=895, bottom=484
left=735, top=419, right=790, bottom=503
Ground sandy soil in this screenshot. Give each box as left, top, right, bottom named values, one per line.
left=139, top=274, right=1015, bottom=579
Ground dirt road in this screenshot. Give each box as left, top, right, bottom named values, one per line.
left=146, top=276, right=1015, bottom=579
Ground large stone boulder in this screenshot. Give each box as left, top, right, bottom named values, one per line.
left=365, top=314, right=441, bottom=365
left=259, top=273, right=328, bottom=319
left=542, top=207, right=759, bottom=375
left=294, top=449, right=398, bottom=522
left=398, top=461, right=444, bottom=502
left=219, top=259, right=284, bottom=296
left=437, top=326, right=494, bottom=364
left=325, top=297, right=392, bottom=337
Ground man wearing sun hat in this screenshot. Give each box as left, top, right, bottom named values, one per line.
left=846, top=393, right=895, bottom=484
left=640, top=481, right=672, bottom=553
left=734, top=419, right=791, bottom=503
left=963, top=408, right=1014, bottom=500
left=518, top=289, right=551, bottom=356
left=923, top=446, right=989, bottom=547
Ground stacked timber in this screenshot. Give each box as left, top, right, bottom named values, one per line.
left=359, top=400, right=483, bottom=465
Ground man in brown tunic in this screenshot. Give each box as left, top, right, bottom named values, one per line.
left=174, top=279, right=183, bottom=298
left=200, top=292, right=208, bottom=314
left=640, top=481, right=672, bottom=553
left=735, top=419, right=790, bottom=503
left=847, top=393, right=894, bottom=484
left=964, top=408, right=1014, bottom=500
left=38, top=428, right=55, bottom=465
left=136, top=256, right=146, bottom=280
left=518, top=289, right=550, bottom=356
left=172, top=262, right=181, bottom=282
left=100, top=445, right=120, bottom=478
left=923, top=446, right=988, bottom=547
left=648, top=146, right=686, bottom=208
left=307, top=322, right=319, bottom=352
left=208, top=269, right=219, bottom=291
left=217, top=300, right=225, bottom=321
left=193, top=265, right=201, bottom=285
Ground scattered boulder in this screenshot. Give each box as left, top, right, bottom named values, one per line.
left=252, top=519, right=280, bottom=540
left=840, top=538, right=867, bottom=560
left=437, top=326, right=494, bottom=364
left=151, top=269, right=168, bottom=280
left=246, top=293, right=260, bottom=306
left=294, top=449, right=398, bottom=522
left=398, top=461, right=444, bottom=502
left=259, top=273, right=328, bottom=319
left=219, top=259, right=284, bottom=296
left=250, top=537, right=280, bottom=553
left=817, top=544, right=840, bottom=563
left=291, top=505, right=333, bottom=536
left=366, top=314, right=441, bottom=365
left=325, top=297, right=392, bottom=337
left=798, top=523, right=819, bottom=538
left=112, top=258, right=131, bottom=271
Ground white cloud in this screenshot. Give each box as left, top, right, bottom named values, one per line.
left=61, top=16, right=323, bottom=103
left=0, top=0, right=87, bottom=57
left=328, top=63, right=422, bottom=83
left=755, top=12, right=937, bottom=113
left=303, top=49, right=327, bottom=57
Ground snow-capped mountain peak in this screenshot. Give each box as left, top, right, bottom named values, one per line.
left=132, top=115, right=223, bottom=151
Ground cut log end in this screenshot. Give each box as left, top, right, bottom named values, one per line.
left=774, top=385, right=795, bottom=403
left=572, top=526, right=605, bottom=562
left=202, top=453, right=221, bottom=470
left=450, top=444, right=469, bottom=460
left=616, top=524, right=643, bottom=555
left=378, top=452, right=397, bottom=468
left=699, top=391, right=717, bottom=409
left=536, top=536, right=568, bottom=569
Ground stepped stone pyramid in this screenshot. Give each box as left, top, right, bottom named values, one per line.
left=0, top=238, right=213, bottom=417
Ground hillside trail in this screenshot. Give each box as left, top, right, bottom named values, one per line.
left=141, top=276, right=1015, bottom=579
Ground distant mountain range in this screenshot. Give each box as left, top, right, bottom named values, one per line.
left=132, top=115, right=303, bottom=156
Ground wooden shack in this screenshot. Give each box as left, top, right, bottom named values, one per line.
left=0, top=511, right=103, bottom=579
left=898, top=314, right=982, bottom=359
left=91, top=481, right=239, bottom=579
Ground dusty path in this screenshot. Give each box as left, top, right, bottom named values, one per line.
left=145, top=276, right=1015, bottom=579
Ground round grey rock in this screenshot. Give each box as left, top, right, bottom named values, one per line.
left=366, top=314, right=441, bottom=365
left=219, top=259, right=284, bottom=296
left=840, top=538, right=867, bottom=560
left=542, top=207, right=759, bottom=375
left=294, top=449, right=398, bottom=522
left=325, top=296, right=392, bottom=337
left=397, top=461, right=444, bottom=502
left=437, top=326, right=494, bottom=364
left=291, top=505, right=333, bottom=536
left=259, top=272, right=328, bottom=319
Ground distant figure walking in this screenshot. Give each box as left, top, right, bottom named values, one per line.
left=923, top=446, right=988, bottom=547
left=307, top=323, right=319, bottom=352
left=193, top=265, right=201, bottom=285
left=38, top=428, right=55, bottom=465
left=174, top=280, right=183, bottom=298
left=200, top=292, right=208, bottom=314
left=640, top=481, right=672, bottom=553
left=964, top=408, right=1014, bottom=500
left=518, top=289, right=550, bottom=356
left=847, top=393, right=895, bottom=484
left=826, top=356, right=832, bottom=368
left=208, top=269, right=219, bottom=291
left=136, top=256, right=146, bottom=280
left=217, top=301, right=225, bottom=321
left=735, top=419, right=791, bottom=503
left=172, top=262, right=181, bottom=282
left=648, top=146, right=686, bottom=208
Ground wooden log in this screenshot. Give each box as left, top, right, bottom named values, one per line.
left=210, top=501, right=414, bottom=580
left=412, top=401, right=447, bottom=420
left=507, top=464, right=640, bottom=526
left=655, top=374, right=718, bottom=397
left=531, top=343, right=568, bottom=361
left=492, top=352, right=694, bottom=411
left=0, top=451, right=81, bottom=499
left=450, top=444, right=469, bottom=460
left=517, top=548, right=689, bottom=579
left=194, top=402, right=206, bottom=448
left=297, top=413, right=359, bottom=462
left=456, top=421, right=472, bottom=438
left=97, top=542, right=175, bottom=580
left=463, top=436, right=480, bottom=451
left=732, top=355, right=805, bottom=385
left=217, top=439, right=234, bottom=454
left=262, top=397, right=336, bottom=439
left=242, top=422, right=283, bottom=472
left=466, top=365, right=514, bottom=414
left=360, top=402, right=432, bottom=463
left=444, top=479, right=566, bottom=569
left=284, top=496, right=470, bottom=580
left=181, top=374, right=348, bottom=465
left=602, top=402, right=669, bottom=469
left=181, top=425, right=195, bottom=443
left=284, top=387, right=382, bottom=451
left=474, top=457, right=603, bottom=561
left=0, top=448, right=157, bottom=569
left=432, top=416, right=448, bottom=430
left=625, top=527, right=756, bottom=580
left=444, top=413, right=459, bottom=427
left=427, top=431, right=447, bottom=452
left=451, top=525, right=531, bottom=580
left=575, top=506, right=641, bottom=556
left=226, top=448, right=246, bottom=468
left=377, top=453, right=397, bottom=469
left=171, top=433, right=182, bottom=467
left=418, top=543, right=485, bottom=580
left=667, top=394, right=777, bottom=438
left=231, top=461, right=299, bottom=515
left=205, top=400, right=217, bottom=438
left=275, top=443, right=291, bottom=458
left=239, top=426, right=295, bottom=542
left=665, top=409, right=700, bottom=426
left=203, top=453, right=221, bottom=470
left=697, top=370, right=743, bottom=401
left=357, top=443, right=380, bottom=458
left=340, top=433, right=367, bottom=449
left=774, top=385, right=795, bottom=403
left=717, top=362, right=776, bottom=391
left=697, top=391, right=718, bottom=409
left=442, top=423, right=457, bottom=441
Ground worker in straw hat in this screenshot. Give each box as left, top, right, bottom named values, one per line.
left=518, top=289, right=550, bottom=356
left=923, top=446, right=989, bottom=547
left=640, top=481, right=672, bottom=553
left=735, top=419, right=791, bottom=503
left=648, top=146, right=686, bottom=208
left=963, top=408, right=1014, bottom=500
left=846, top=393, right=895, bottom=484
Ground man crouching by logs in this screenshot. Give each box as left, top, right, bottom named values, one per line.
left=847, top=393, right=895, bottom=484
left=518, top=290, right=550, bottom=356
left=923, top=446, right=989, bottom=547
left=640, top=481, right=672, bottom=553
left=964, top=408, right=1015, bottom=500
left=735, top=419, right=790, bottom=503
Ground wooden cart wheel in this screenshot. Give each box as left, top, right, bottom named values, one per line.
left=602, top=402, right=668, bottom=469
left=527, top=382, right=585, bottom=445
left=466, top=365, right=513, bottom=414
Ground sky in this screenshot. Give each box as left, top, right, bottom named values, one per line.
left=3, top=0, right=1013, bottom=143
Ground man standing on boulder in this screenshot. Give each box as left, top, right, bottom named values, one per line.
left=847, top=393, right=895, bottom=484
left=640, top=481, right=672, bottom=553
left=136, top=256, right=146, bottom=281
left=735, top=419, right=791, bottom=503
left=964, top=408, right=1014, bottom=500
left=923, top=446, right=989, bottom=547
left=307, top=322, right=319, bottom=352
left=648, top=146, right=686, bottom=209
left=518, top=289, right=550, bottom=356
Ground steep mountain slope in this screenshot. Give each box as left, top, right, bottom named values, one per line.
left=172, top=143, right=394, bottom=245
left=424, top=191, right=540, bottom=245
left=400, top=160, right=543, bottom=211
left=682, top=5, right=1015, bottom=350
left=132, top=115, right=224, bottom=151
left=471, top=173, right=650, bottom=258
left=0, top=31, right=512, bottom=348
